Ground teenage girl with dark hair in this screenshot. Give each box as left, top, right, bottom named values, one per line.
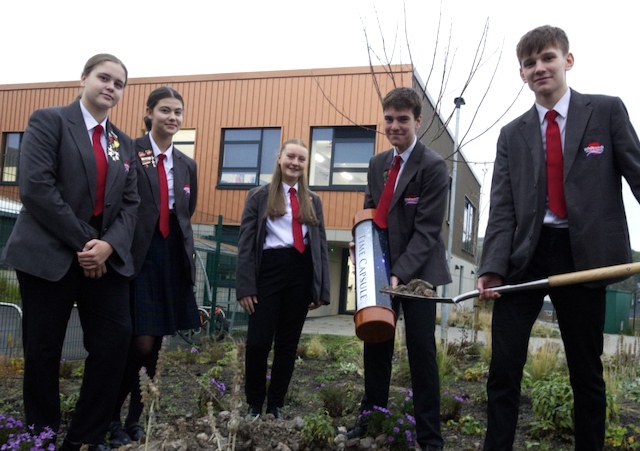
left=108, top=86, right=200, bottom=447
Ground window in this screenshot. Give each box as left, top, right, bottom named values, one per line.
left=309, top=126, right=375, bottom=188
left=1, top=133, right=22, bottom=184
left=219, top=128, right=281, bottom=186
left=173, top=129, right=196, bottom=159
left=462, top=197, right=476, bottom=254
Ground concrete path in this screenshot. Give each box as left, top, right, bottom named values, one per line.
left=301, top=314, right=639, bottom=356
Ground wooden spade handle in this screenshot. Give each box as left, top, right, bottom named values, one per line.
left=548, top=262, right=640, bottom=287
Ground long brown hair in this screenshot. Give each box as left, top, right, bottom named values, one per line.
left=266, top=138, right=318, bottom=225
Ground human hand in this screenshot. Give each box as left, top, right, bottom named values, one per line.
left=478, top=273, right=504, bottom=300
left=77, top=239, right=113, bottom=270
left=238, top=295, right=258, bottom=314
left=348, top=241, right=355, bottom=266
left=390, top=275, right=400, bottom=289
left=83, top=263, right=108, bottom=279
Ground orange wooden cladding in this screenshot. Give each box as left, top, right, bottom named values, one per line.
left=0, top=65, right=415, bottom=230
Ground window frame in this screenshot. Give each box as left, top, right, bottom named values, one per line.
left=217, top=127, right=282, bottom=188
left=308, top=126, right=376, bottom=191
left=0, top=132, right=22, bottom=186
left=462, top=196, right=477, bottom=255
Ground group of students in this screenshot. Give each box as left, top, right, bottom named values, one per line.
left=3, top=55, right=200, bottom=451
left=3, top=52, right=333, bottom=451
left=7, top=21, right=640, bottom=451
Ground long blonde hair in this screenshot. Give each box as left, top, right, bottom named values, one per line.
left=266, top=138, right=318, bottom=225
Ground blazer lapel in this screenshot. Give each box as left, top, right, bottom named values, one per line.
left=136, top=135, right=162, bottom=209
left=391, top=143, right=420, bottom=210
left=65, top=101, right=98, bottom=205
left=518, top=105, right=544, bottom=185
left=104, top=122, right=124, bottom=200
left=564, top=90, right=592, bottom=173
left=173, top=150, right=186, bottom=212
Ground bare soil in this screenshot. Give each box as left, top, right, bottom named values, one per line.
left=2, top=333, right=639, bottom=450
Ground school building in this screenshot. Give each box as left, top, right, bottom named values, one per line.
left=0, top=64, right=480, bottom=319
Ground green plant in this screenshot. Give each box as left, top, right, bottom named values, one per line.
left=0, top=277, right=21, bottom=304
left=360, top=389, right=417, bottom=450
left=524, top=342, right=563, bottom=384
left=0, top=414, right=56, bottom=451
left=464, top=362, right=488, bottom=382
left=197, top=376, right=226, bottom=416
left=529, top=373, right=574, bottom=437
left=605, top=424, right=640, bottom=450
left=440, top=391, right=469, bottom=422
left=300, top=409, right=335, bottom=447
left=316, top=382, right=357, bottom=417
left=436, top=342, right=457, bottom=382
left=59, top=392, right=78, bottom=428
left=303, top=335, right=328, bottom=359
left=447, top=415, right=484, bottom=436
left=624, top=377, right=640, bottom=402
left=59, top=358, right=73, bottom=379
left=530, top=321, right=561, bottom=338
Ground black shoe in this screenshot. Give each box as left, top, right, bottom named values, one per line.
left=125, top=422, right=145, bottom=442
left=108, top=421, right=132, bottom=448
left=346, top=424, right=367, bottom=439
left=265, top=406, right=282, bottom=419
left=248, top=405, right=262, bottom=417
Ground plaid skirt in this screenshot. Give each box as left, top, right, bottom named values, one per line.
left=131, top=215, right=200, bottom=336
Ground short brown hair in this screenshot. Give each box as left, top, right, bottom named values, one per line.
left=516, top=25, right=569, bottom=63
left=382, top=87, right=422, bottom=120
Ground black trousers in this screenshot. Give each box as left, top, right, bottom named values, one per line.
left=361, top=297, right=442, bottom=449
left=484, top=227, right=606, bottom=451
left=244, top=247, right=313, bottom=409
left=18, top=260, right=131, bottom=445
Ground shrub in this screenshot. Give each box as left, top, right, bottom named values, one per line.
left=361, top=390, right=417, bottom=450
left=197, top=376, right=226, bottom=415
left=316, top=382, right=358, bottom=417
left=300, top=409, right=335, bottom=447
left=440, top=391, right=469, bottom=422
left=0, top=415, right=56, bottom=451
left=524, top=342, right=563, bottom=384
left=530, top=373, right=574, bottom=437
left=464, top=362, right=488, bottom=382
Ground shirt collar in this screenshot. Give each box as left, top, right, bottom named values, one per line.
left=282, top=181, right=299, bottom=193
left=149, top=133, right=174, bottom=161
left=79, top=101, right=108, bottom=132
left=535, top=88, right=571, bottom=124
left=394, top=136, right=418, bottom=163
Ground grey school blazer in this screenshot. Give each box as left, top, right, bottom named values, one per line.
left=235, top=184, right=330, bottom=305
left=2, top=100, right=139, bottom=281
left=480, top=89, right=640, bottom=286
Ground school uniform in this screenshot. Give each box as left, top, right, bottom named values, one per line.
left=2, top=100, right=139, bottom=446
left=236, top=183, right=330, bottom=411
left=480, top=89, right=640, bottom=450
left=129, top=134, right=200, bottom=335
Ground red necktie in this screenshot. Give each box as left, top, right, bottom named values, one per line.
left=545, top=110, right=567, bottom=218
left=289, top=187, right=305, bottom=253
left=374, top=155, right=402, bottom=229
left=92, top=125, right=107, bottom=216
left=157, top=154, right=170, bottom=238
